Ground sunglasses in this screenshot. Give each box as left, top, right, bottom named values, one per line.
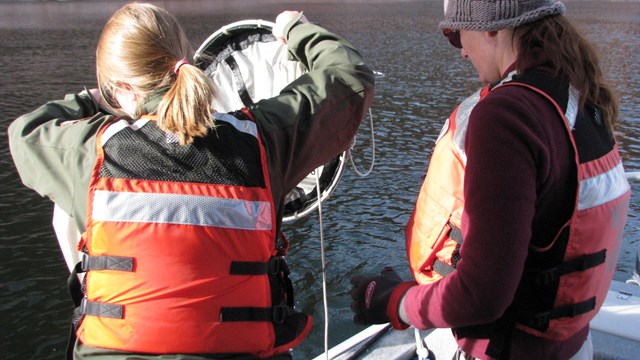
left=99, top=82, right=123, bottom=110
left=442, top=29, right=462, bottom=49
left=100, top=81, right=140, bottom=111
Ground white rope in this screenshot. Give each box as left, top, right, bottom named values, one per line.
left=414, top=327, right=431, bottom=360
left=349, top=108, right=376, bottom=177
left=626, top=171, right=640, bottom=182
left=315, top=169, right=330, bottom=359
left=319, top=74, right=381, bottom=358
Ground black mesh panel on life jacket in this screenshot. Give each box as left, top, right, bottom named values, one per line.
left=572, top=104, right=615, bottom=163
left=512, top=69, right=615, bottom=164
left=99, top=113, right=265, bottom=188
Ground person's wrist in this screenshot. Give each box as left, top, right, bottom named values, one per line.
left=282, top=12, right=306, bottom=40
left=273, top=11, right=306, bottom=43
left=386, top=281, right=417, bottom=330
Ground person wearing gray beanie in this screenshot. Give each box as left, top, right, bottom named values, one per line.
left=349, top=1, right=628, bottom=360
left=439, top=0, right=566, bottom=32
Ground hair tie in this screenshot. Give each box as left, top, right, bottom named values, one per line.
left=174, top=59, right=189, bottom=74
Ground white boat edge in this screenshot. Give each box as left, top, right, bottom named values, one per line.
left=312, top=277, right=640, bottom=360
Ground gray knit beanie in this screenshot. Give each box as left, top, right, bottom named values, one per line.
left=439, top=0, right=566, bottom=31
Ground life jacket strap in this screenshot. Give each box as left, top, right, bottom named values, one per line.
left=230, top=256, right=289, bottom=276
left=449, top=223, right=463, bottom=244
left=80, top=252, right=134, bottom=272
left=68, top=263, right=84, bottom=307
left=432, top=223, right=463, bottom=277
left=516, top=296, right=596, bottom=331
left=67, top=253, right=134, bottom=307
left=66, top=264, right=84, bottom=360
left=433, top=250, right=458, bottom=277
left=220, top=304, right=295, bottom=324
left=65, top=252, right=134, bottom=358
left=527, top=249, right=606, bottom=286
left=79, top=298, right=125, bottom=319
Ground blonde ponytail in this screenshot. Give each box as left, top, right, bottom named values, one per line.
left=157, top=61, right=216, bottom=145
left=96, top=3, right=216, bottom=145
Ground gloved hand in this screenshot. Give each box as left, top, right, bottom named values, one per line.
left=350, top=267, right=416, bottom=329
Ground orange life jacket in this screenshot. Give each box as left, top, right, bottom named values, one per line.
left=75, top=111, right=311, bottom=357
left=406, top=70, right=630, bottom=343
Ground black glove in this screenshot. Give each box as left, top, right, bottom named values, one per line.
left=350, top=267, right=406, bottom=325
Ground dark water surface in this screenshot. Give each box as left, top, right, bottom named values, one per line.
left=1, top=1, right=639, bottom=359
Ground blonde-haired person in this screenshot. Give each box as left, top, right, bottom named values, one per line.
left=350, top=1, right=629, bottom=359
left=95, top=2, right=215, bottom=145
left=9, top=3, right=373, bottom=360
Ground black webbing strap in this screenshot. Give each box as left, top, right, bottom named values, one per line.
left=66, top=321, right=77, bottom=360
left=226, top=254, right=296, bottom=324
left=449, top=223, right=463, bottom=244
left=224, top=56, right=254, bottom=107
left=453, top=308, right=517, bottom=359
left=80, top=298, right=124, bottom=319
left=432, top=223, right=464, bottom=277
left=68, top=263, right=84, bottom=307
left=433, top=253, right=457, bottom=277
left=230, top=257, right=289, bottom=276
left=220, top=304, right=294, bottom=324
left=528, top=249, right=606, bottom=286
left=283, top=270, right=295, bottom=308
left=485, top=308, right=517, bottom=360
left=66, top=264, right=83, bottom=360
left=484, top=296, right=597, bottom=359
left=65, top=254, right=132, bottom=359
left=81, top=253, right=134, bottom=272
left=516, top=296, right=596, bottom=331
left=67, top=255, right=132, bottom=309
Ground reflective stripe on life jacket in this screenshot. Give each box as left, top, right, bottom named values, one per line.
left=75, top=111, right=311, bottom=357
left=405, top=70, right=630, bottom=343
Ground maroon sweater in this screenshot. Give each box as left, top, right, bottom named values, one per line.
left=403, top=72, right=588, bottom=359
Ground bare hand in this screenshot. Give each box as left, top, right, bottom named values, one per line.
left=88, top=87, right=118, bottom=114
left=89, top=88, right=103, bottom=104
left=273, top=11, right=308, bottom=44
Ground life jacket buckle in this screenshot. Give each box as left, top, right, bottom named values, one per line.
left=535, top=267, right=559, bottom=286
left=79, top=297, right=88, bottom=315
left=525, top=311, right=551, bottom=331
left=80, top=252, right=90, bottom=272
left=272, top=304, right=294, bottom=324
left=268, top=257, right=282, bottom=275
left=269, top=256, right=290, bottom=276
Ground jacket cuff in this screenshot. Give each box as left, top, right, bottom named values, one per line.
left=282, top=11, right=306, bottom=41
left=386, top=281, right=416, bottom=330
